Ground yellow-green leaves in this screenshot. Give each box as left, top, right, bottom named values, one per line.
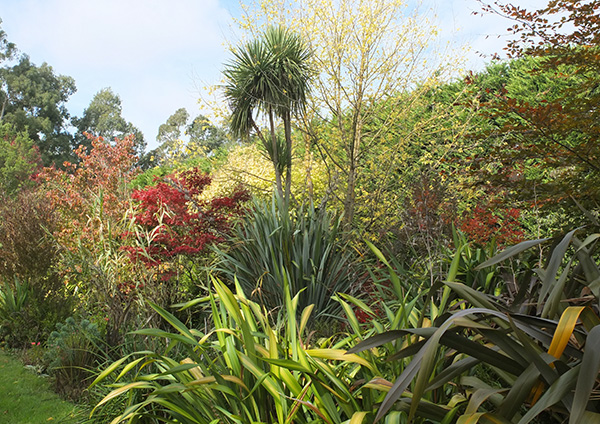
left=91, top=275, right=383, bottom=423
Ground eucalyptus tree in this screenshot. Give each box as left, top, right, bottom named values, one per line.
left=73, top=88, right=146, bottom=157
left=154, top=108, right=228, bottom=165
left=0, top=20, right=76, bottom=166
left=223, top=26, right=312, bottom=203
left=0, top=19, right=16, bottom=64
left=0, top=56, right=76, bottom=166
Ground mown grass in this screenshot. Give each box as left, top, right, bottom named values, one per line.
left=0, top=351, right=82, bottom=424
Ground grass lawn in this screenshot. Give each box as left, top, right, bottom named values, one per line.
left=0, top=351, right=82, bottom=423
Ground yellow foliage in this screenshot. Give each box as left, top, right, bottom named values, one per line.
left=218, top=0, right=489, bottom=249
left=233, top=0, right=468, bottom=229
left=201, top=143, right=274, bottom=199
left=200, top=142, right=329, bottom=204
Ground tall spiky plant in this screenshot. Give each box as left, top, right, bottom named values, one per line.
left=351, top=230, right=600, bottom=423
left=223, top=26, right=313, bottom=204
left=215, top=194, right=355, bottom=323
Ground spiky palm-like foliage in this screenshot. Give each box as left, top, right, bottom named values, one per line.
left=351, top=230, right=600, bottom=423
left=223, top=26, right=312, bottom=202
left=215, top=195, right=355, bottom=322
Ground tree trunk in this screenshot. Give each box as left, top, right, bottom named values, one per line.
left=344, top=163, right=357, bottom=229
left=283, top=109, right=293, bottom=205
left=303, top=130, right=314, bottom=202
left=343, top=111, right=362, bottom=229
left=0, top=95, right=7, bottom=122
left=269, top=107, right=284, bottom=198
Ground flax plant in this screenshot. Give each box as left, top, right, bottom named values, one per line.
left=351, top=230, right=600, bottom=423
left=91, top=277, right=389, bottom=423
left=215, top=194, right=357, bottom=322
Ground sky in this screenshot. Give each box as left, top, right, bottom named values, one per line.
left=0, top=0, right=541, bottom=150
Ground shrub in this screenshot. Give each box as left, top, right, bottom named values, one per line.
left=216, top=195, right=359, bottom=321
left=0, top=189, right=72, bottom=347
left=46, top=317, right=102, bottom=400
left=124, top=167, right=249, bottom=315
left=91, top=278, right=391, bottom=423
left=459, top=202, right=525, bottom=247
left=127, top=167, right=249, bottom=271
left=0, top=123, right=41, bottom=195
left=39, top=134, right=147, bottom=346
left=0, top=277, right=30, bottom=347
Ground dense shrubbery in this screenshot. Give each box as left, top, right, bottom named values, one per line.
left=1, top=1, right=599, bottom=423
left=127, top=167, right=249, bottom=271
left=46, top=318, right=102, bottom=400
left=89, top=230, right=600, bottom=424
left=0, top=188, right=73, bottom=348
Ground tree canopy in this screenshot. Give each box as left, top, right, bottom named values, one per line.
left=473, top=0, right=600, bottom=215
left=0, top=123, right=40, bottom=195
left=154, top=108, right=229, bottom=163
left=73, top=87, right=146, bottom=157
left=223, top=25, right=313, bottom=204
left=236, top=0, right=461, bottom=228
left=0, top=55, right=76, bottom=166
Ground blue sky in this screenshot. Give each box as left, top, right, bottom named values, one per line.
left=0, top=0, right=539, bottom=149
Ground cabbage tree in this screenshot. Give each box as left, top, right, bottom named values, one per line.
left=223, top=26, right=312, bottom=204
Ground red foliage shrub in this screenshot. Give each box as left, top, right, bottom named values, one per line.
left=36, top=134, right=143, bottom=345
left=126, top=167, right=249, bottom=270
left=39, top=133, right=138, bottom=253
left=459, top=202, right=524, bottom=247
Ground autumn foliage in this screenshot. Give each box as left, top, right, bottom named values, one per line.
left=459, top=203, right=524, bottom=247
left=2, top=2, right=600, bottom=422
left=39, top=133, right=138, bottom=253
left=126, top=168, right=249, bottom=269
left=473, top=1, right=600, bottom=212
